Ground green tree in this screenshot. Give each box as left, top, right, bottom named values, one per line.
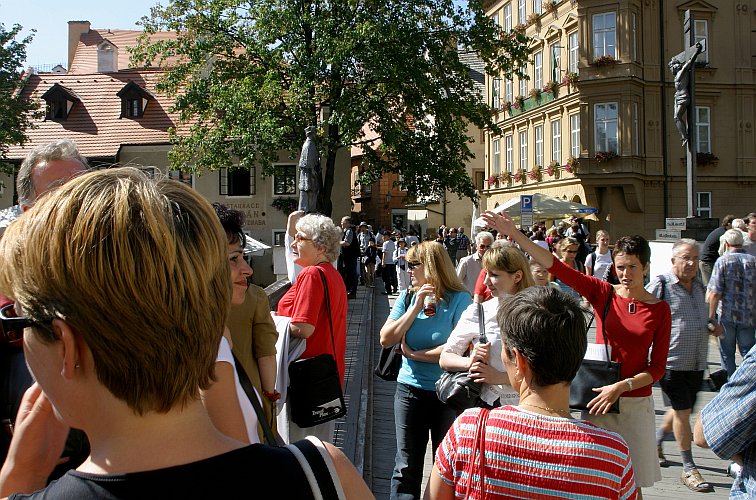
left=0, top=23, right=39, bottom=173
left=133, top=0, right=529, bottom=215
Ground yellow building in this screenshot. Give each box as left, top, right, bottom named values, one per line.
left=483, top=0, right=755, bottom=238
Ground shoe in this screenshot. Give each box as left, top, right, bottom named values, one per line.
left=727, top=462, right=742, bottom=479
left=681, top=469, right=713, bottom=493
left=657, top=444, right=668, bottom=467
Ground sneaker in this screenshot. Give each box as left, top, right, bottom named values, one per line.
left=657, top=444, right=668, bottom=467
left=727, top=462, right=742, bottom=479
left=681, top=469, right=713, bottom=493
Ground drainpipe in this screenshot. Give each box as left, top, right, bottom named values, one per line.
left=659, top=3, right=669, bottom=220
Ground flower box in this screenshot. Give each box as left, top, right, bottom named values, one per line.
left=565, top=156, right=579, bottom=173
left=271, top=197, right=299, bottom=214
left=528, top=87, right=542, bottom=101
left=595, top=151, right=618, bottom=163
left=592, top=55, right=618, bottom=67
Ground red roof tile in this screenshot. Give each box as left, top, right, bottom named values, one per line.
left=69, top=28, right=179, bottom=74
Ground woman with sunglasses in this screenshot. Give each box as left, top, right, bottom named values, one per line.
left=380, top=241, right=471, bottom=500
left=483, top=210, right=670, bottom=495
left=276, top=214, right=347, bottom=443
left=440, top=241, right=535, bottom=410
left=553, top=237, right=584, bottom=301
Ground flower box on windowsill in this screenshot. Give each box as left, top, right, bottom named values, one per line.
left=271, top=197, right=299, bottom=214
left=592, top=55, right=619, bottom=67
left=595, top=151, right=618, bottom=163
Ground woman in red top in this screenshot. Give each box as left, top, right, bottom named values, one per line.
left=277, top=214, right=347, bottom=443
left=482, top=210, right=671, bottom=493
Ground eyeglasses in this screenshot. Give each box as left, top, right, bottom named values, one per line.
left=0, top=303, right=49, bottom=347
left=565, top=249, right=578, bottom=254
left=294, top=234, right=313, bottom=243
left=407, top=261, right=422, bottom=270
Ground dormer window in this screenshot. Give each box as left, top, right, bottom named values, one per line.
left=41, top=83, right=79, bottom=121
left=117, top=81, right=154, bottom=119
left=97, top=41, right=118, bottom=73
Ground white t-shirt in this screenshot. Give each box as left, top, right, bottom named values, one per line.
left=217, top=336, right=261, bottom=444
left=382, top=240, right=396, bottom=265
left=442, top=298, right=519, bottom=407
left=585, top=249, right=613, bottom=280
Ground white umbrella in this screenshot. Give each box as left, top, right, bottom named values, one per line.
left=473, top=193, right=598, bottom=228
left=244, top=233, right=272, bottom=256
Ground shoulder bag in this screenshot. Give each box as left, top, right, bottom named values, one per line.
left=569, top=287, right=621, bottom=414
left=288, top=268, right=347, bottom=428
left=435, top=303, right=486, bottom=412
left=232, top=353, right=284, bottom=446
left=374, top=292, right=413, bottom=381
left=287, top=437, right=343, bottom=499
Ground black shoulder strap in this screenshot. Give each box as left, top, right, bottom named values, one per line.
left=315, top=268, right=336, bottom=356
left=658, top=274, right=667, bottom=301
left=600, top=287, right=614, bottom=361
left=477, top=302, right=487, bottom=343
left=231, top=352, right=281, bottom=447
left=589, top=251, right=596, bottom=276
left=290, top=438, right=340, bottom=500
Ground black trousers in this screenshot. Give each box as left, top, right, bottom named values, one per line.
left=383, top=264, right=398, bottom=293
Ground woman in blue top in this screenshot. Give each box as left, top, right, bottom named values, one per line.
left=380, top=241, right=472, bottom=500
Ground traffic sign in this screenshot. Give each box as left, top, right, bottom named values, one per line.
left=521, top=195, right=533, bottom=228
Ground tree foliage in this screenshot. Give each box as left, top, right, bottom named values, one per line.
left=133, top=0, right=529, bottom=214
left=0, top=23, right=39, bottom=173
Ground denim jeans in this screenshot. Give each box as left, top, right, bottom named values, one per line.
left=390, top=382, right=456, bottom=500
left=719, top=322, right=756, bottom=378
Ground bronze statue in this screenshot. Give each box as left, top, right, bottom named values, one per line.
left=297, top=126, right=321, bottom=213
left=669, top=42, right=703, bottom=147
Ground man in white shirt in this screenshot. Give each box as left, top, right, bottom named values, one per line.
left=381, top=232, right=398, bottom=295
left=584, top=230, right=616, bottom=283
left=456, top=232, right=494, bottom=295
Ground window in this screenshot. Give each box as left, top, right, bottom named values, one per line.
left=551, top=119, right=561, bottom=163
left=697, top=192, right=711, bottom=218
left=505, top=79, right=513, bottom=103
left=570, top=113, right=580, bottom=158
left=128, top=99, right=142, bottom=118
left=518, top=0, right=526, bottom=25
left=594, top=102, right=618, bottom=154
left=168, top=169, right=193, bottom=186
left=492, top=78, right=501, bottom=109
left=696, top=106, right=711, bottom=153
left=534, top=51, right=543, bottom=90
left=273, top=165, right=297, bottom=195
left=632, top=102, right=639, bottom=155
left=535, top=124, right=543, bottom=166
left=273, top=231, right=287, bottom=247
left=220, top=167, right=256, bottom=196
left=519, top=130, right=528, bottom=171
left=550, top=43, right=561, bottom=82
left=568, top=31, right=579, bottom=73
left=533, top=0, right=541, bottom=15
left=42, top=83, right=77, bottom=121
left=504, top=3, right=512, bottom=31
left=117, top=81, right=153, bottom=119
left=592, top=12, right=616, bottom=59
left=46, top=99, right=68, bottom=120
left=493, top=139, right=501, bottom=174
left=693, top=20, right=709, bottom=65
left=505, top=135, right=513, bottom=173
left=474, top=171, right=485, bottom=191
left=631, top=13, right=638, bottom=62
left=519, top=65, right=528, bottom=97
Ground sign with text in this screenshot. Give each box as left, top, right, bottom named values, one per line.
left=665, top=218, right=687, bottom=230
left=520, top=195, right=533, bottom=228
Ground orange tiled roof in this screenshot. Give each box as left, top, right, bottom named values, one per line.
left=68, top=28, right=179, bottom=74
left=6, top=71, right=178, bottom=161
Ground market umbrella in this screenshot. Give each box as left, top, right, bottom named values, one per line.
left=473, top=193, right=598, bottom=228
left=243, top=233, right=272, bottom=256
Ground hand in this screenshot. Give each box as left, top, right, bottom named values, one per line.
left=470, top=342, right=490, bottom=364
left=710, top=324, right=724, bottom=338
left=0, top=384, right=70, bottom=496
left=481, top=210, right=517, bottom=237
left=400, top=336, right=415, bottom=359
left=414, top=284, right=436, bottom=302
left=469, top=361, right=509, bottom=385
left=286, top=210, right=305, bottom=236
left=586, top=382, right=625, bottom=415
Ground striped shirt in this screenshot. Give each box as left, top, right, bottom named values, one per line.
left=435, top=406, right=637, bottom=499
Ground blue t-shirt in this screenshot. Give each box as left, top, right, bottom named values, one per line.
left=389, top=289, right=472, bottom=390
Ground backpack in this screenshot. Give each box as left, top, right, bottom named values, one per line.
left=589, top=250, right=619, bottom=285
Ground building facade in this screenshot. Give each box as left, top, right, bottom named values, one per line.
left=482, top=0, right=755, bottom=239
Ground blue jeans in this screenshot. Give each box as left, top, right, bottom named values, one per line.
left=719, top=322, right=756, bottom=378
left=390, top=382, right=456, bottom=500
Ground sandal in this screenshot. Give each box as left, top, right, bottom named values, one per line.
left=681, top=469, right=714, bottom=493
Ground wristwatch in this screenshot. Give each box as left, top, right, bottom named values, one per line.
left=624, top=378, right=634, bottom=391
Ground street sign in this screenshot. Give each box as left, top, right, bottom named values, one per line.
left=521, top=195, right=533, bottom=228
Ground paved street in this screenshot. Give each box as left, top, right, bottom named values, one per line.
left=331, top=282, right=737, bottom=499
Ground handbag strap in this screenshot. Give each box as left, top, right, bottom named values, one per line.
left=477, top=302, right=487, bottom=344
left=232, top=352, right=281, bottom=447
left=464, top=408, right=490, bottom=498
left=315, top=267, right=336, bottom=357
left=600, top=287, right=614, bottom=362
left=287, top=437, right=342, bottom=500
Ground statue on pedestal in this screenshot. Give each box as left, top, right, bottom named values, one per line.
left=297, top=126, right=321, bottom=213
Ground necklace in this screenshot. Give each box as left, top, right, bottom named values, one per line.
left=520, top=402, right=571, bottom=416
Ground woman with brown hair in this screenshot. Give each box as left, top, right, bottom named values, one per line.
left=380, top=241, right=471, bottom=500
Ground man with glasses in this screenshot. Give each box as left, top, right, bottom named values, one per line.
left=456, top=232, right=494, bottom=295
left=0, top=140, right=88, bottom=467
left=647, top=239, right=714, bottom=492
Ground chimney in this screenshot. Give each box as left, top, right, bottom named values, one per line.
left=67, top=21, right=91, bottom=71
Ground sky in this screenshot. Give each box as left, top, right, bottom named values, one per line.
left=2, top=0, right=161, bottom=69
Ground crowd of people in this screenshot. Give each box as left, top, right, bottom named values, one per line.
left=0, top=140, right=753, bottom=499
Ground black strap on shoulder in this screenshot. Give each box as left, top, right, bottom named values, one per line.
left=477, top=302, right=487, bottom=343
left=232, top=352, right=281, bottom=447
left=658, top=274, right=667, bottom=301
left=589, top=251, right=596, bottom=276
left=291, top=439, right=340, bottom=500
left=315, top=267, right=336, bottom=357
left=599, top=287, right=614, bottom=361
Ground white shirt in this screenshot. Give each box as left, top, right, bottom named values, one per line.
left=382, top=240, right=396, bottom=264
left=216, top=336, right=261, bottom=444
left=456, top=253, right=482, bottom=295
left=585, top=248, right=613, bottom=280
left=443, top=299, right=519, bottom=406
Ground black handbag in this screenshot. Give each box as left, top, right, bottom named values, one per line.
left=374, top=292, right=413, bottom=381
left=570, top=288, right=621, bottom=414
left=288, top=269, right=346, bottom=428
left=436, top=303, right=486, bottom=412
left=706, top=369, right=727, bottom=392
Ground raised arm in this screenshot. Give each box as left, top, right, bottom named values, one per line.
left=481, top=211, right=554, bottom=268
left=380, top=286, right=432, bottom=347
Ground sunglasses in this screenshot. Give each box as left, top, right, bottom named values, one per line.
left=565, top=249, right=578, bottom=254
left=406, top=261, right=422, bottom=270
left=0, top=303, right=48, bottom=347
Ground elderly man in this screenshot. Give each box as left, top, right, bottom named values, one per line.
left=456, top=231, right=493, bottom=295
left=694, top=345, right=756, bottom=500
left=707, top=229, right=756, bottom=378
left=0, top=140, right=88, bottom=463
left=647, top=239, right=713, bottom=492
